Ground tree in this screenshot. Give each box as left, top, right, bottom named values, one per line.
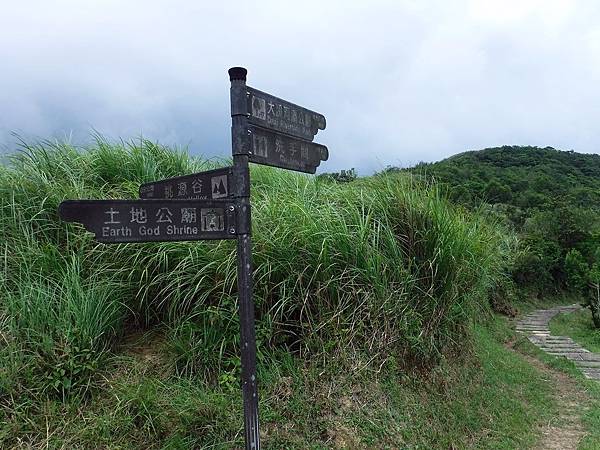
left=484, top=179, right=512, bottom=203
left=589, top=263, right=600, bottom=327
left=589, top=248, right=600, bottom=327
left=564, top=249, right=589, bottom=294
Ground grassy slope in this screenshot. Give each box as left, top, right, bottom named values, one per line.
left=0, top=138, right=580, bottom=448
left=550, top=308, right=600, bottom=355
left=1, top=318, right=558, bottom=449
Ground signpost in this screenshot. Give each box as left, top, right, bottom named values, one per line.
left=58, top=67, right=327, bottom=450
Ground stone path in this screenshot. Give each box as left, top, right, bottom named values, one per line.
left=516, top=304, right=600, bottom=380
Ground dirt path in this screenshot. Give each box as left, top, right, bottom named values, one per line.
left=513, top=304, right=594, bottom=449
left=520, top=352, right=589, bottom=450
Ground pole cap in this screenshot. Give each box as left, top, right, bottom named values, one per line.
left=228, top=67, right=247, bottom=81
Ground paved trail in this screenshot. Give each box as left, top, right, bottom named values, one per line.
left=515, top=304, right=596, bottom=449
left=516, top=304, right=600, bottom=381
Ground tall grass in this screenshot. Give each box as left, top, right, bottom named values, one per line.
left=0, top=136, right=508, bottom=403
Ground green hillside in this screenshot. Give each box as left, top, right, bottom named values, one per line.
left=405, top=146, right=600, bottom=298
left=413, top=146, right=600, bottom=210
left=0, top=138, right=570, bottom=448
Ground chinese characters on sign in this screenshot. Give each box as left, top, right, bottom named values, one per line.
left=139, top=167, right=232, bottom=200
left=249, top=125, right=329, bottom=173
left=59, top=200, right=237, bottom=243
left=247, top=87, right=326, bottom=141
left=244, top=87, right=328, bottom=174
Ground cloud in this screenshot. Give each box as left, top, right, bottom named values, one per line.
left=1, top=0, right=599, bottom=173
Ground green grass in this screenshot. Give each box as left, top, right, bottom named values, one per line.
left=512, top=292, right=582, bottom=315
left=0, top=137, right=508, bottom=389
left=0, top=317, right=561, bottom=448
left=549, top=307, right=600, bottom=353
left=545, top=307, right=600, bottom=446
left=0, top=136, right=569, bottom=447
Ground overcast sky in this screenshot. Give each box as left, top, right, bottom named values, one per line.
left=1, top=0, right=599, bottom=173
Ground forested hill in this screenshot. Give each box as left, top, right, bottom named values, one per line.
left=410, top=146, right=600, bottom=210
left=403, top=145, right=600, bottom=296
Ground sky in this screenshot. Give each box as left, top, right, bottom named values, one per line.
left=1, top=0, right=599, bottom=174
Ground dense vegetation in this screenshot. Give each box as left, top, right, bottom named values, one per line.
left=404, top=146, right=600, bottom=315
left=3, top=139, right=599, bottom=447
left=0, top=138, right=523, bottom=447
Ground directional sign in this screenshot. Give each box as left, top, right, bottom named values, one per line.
left=248, top=125, right=328, bottom=174
left=59, top=199, right=239, bottom=243
left=139, top=167, right=232, bottom=200
left=246, top=86, right=326, bottom=142
left=57, top=67, right=329, bottom=450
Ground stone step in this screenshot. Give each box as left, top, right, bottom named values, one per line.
left=518, top=320, right=550, bottom=324
left=545, top=350, right=589, bottom=355
left=582, top=370, right=600, bottom=380
left=547, top=352, right=586, bottom=360
left=574, top=360, right=600, bottom=368
left=541, top=345, right=586, bottom=350
left=546, top=353, right=589, bottom=359
left=539, top=342, right=582, bottom=347
left=540, top=338, right=576, bottom=343
left=540, top=347, right=585, bottom=352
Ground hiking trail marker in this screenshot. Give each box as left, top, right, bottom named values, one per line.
left=139, top=166, right=232, bottom=200
left=58, top=67, right=328, bottom=450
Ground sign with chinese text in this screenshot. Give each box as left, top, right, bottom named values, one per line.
left=248, top=125, right=328, bottom=174
left=59, top=199, right=237, bottom=243
left=244, top=86, right=327, bottom=173
left=246, top=86, right=325, bottom=141
left=139, top=167, right=232, bottom=200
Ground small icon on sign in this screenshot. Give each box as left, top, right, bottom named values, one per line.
left=253, top=134, right=268, bottom=158
left=201, top=208, right=224, bottom=232
left=251, top=96, right=266, bottom=120
left=211, top=175, right=228, bottom=199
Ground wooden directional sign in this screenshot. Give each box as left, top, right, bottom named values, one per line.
left=139, top=167, right=232, bottom=200
left=249, top=125, right=328, bottom=173
left=58, top=199, right=239, bottom=243
left=246, top=86, right=326, bottom=141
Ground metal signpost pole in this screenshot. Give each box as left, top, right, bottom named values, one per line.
left=229, top=67, right=261, bottom=450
